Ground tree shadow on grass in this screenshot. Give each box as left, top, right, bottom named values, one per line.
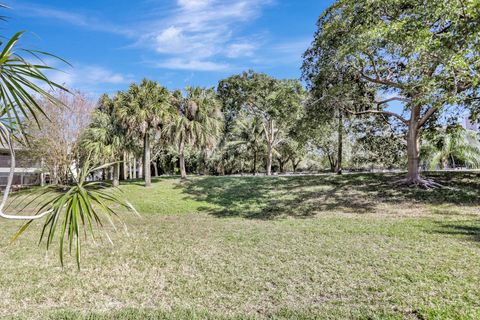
left=121, top=176, right=180, bottom=187
left=178, top=172, right=480, bottom=220
left=434, top=220, right=480, bottom=243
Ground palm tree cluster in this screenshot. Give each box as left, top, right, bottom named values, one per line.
left=81, top=80, right=224, bottom=186
left=81, top=73, right=314, bottom=185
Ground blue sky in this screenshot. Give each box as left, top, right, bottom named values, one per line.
left=3, top=0, right=333, bottom=96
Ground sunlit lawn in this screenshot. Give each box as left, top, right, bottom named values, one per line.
left=1, top=173, right=480, bottom=319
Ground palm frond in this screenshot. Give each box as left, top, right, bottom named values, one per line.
left=13, top=160, right=137, bottom=268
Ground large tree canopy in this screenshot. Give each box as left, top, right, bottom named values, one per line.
left=303, top=0, right=480, bottom=187
left=218, top=71, right=305, bottom=175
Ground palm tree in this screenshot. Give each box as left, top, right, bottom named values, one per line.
left=422, top=126, right=480, bottom=170
left=229, top=116, right=265, bottom=175
left=116, top=79, right=171, bottom=187
left=167, top=87, right=223, bottom=179
left=81, top=94, right=125, bottom=186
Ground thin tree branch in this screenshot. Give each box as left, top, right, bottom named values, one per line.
left=376, top=97, right=409, bottom=105
left=344, top=108, right=409, bottom=125
left=359, top=72, right=405, bottom=89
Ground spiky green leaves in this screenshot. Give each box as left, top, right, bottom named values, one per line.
left=12, top=160, right=138, bottom=268
left=0, top=31, right=69, bottom=134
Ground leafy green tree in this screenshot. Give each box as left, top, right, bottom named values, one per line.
left=305, top=120, right=344, bottom=172
left=422, top=126, right=480, bottom=170
left=303, top=0, right=480, bottom=187
left=351, top=117, right=406, bottom=170
left=275, top=137, right=307, bottom=173
left=218, top=71, right=304, bottom=175
left=302, top=65, right=373, bottom=175
left=167, top=87, right=223, bottom=179
left=116, top=79, right=171, bottom=187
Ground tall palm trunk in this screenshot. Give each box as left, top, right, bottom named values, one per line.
left=138, top=158, right=143, bottom=179
left=179, top=138, right=187, bottom=179
left=128, top=155, right=132, bottom=179
left=144, top=133, right=151, bottom=187
left=112, top=163, right=120, bottom=187
left=133, top=157, right=137, bottom=179
left=120, top=152, right=126, bottom=181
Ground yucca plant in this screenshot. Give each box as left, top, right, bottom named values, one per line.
left=0, top=31, right=69, bottom=133
left=11, top=158, right=137, bottom=268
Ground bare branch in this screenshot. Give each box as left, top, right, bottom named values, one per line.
left=345, top=108, right=409, bottom=125
left=359, top=72, right=405, bottom=89
left=355, top=56, right=405, bottom=89
left=376, top=97, right=409, bottom=105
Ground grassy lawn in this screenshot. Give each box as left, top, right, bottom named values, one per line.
left=0, top=173, right=480, bottom=319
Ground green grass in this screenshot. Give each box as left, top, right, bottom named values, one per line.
left=1, top=173, right=480, bottom=319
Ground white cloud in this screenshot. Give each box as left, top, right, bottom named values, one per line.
left=13, top=2, right=133, bottom=37
left=177, top=0, right=213, bottom=10
left=156, top=58, right=229, bottom=71
left=142, top=0, right=272, bottom=71
left=44, top=64, right=132, bottom=94
left=15, top=0, right=274, bottom=72
left=226, top=43, right=257, bottom=58
left=83, top=66, right=130, bottom=84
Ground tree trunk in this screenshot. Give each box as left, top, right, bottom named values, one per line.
left=253, top=150, right=257, bottom=176
left=266, top=142, right=273, bottom=176
left=52, top=164, right=58, bottom=185
left=133, top=157, right=137, bottom=179
left=327, top=155, right=336, bottom=173
left=112, top=163, right=120, bottom=187
left=279, top=158, right=289, bottom=174
left=128, top=155, right=132, bottom=179
left=335, top=112, right=343, bottom=175
left=40, top=158, right=45, bottom=187
left=179, top=139, right=187, bottom=179
left=153, top=161, right=159, bottom=177
left=292, top=159, right=300, bottom=173
left=120, top=153, right=126, bottom=181
left=264, top=119, right=275, bottom=176
left=138, top=158, right=143, bottom=179
left=144, top=133, right=152, bottom=187
left=405, top=104, right=422, bottom=182
left=392, top=104, right=442, bottom=188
